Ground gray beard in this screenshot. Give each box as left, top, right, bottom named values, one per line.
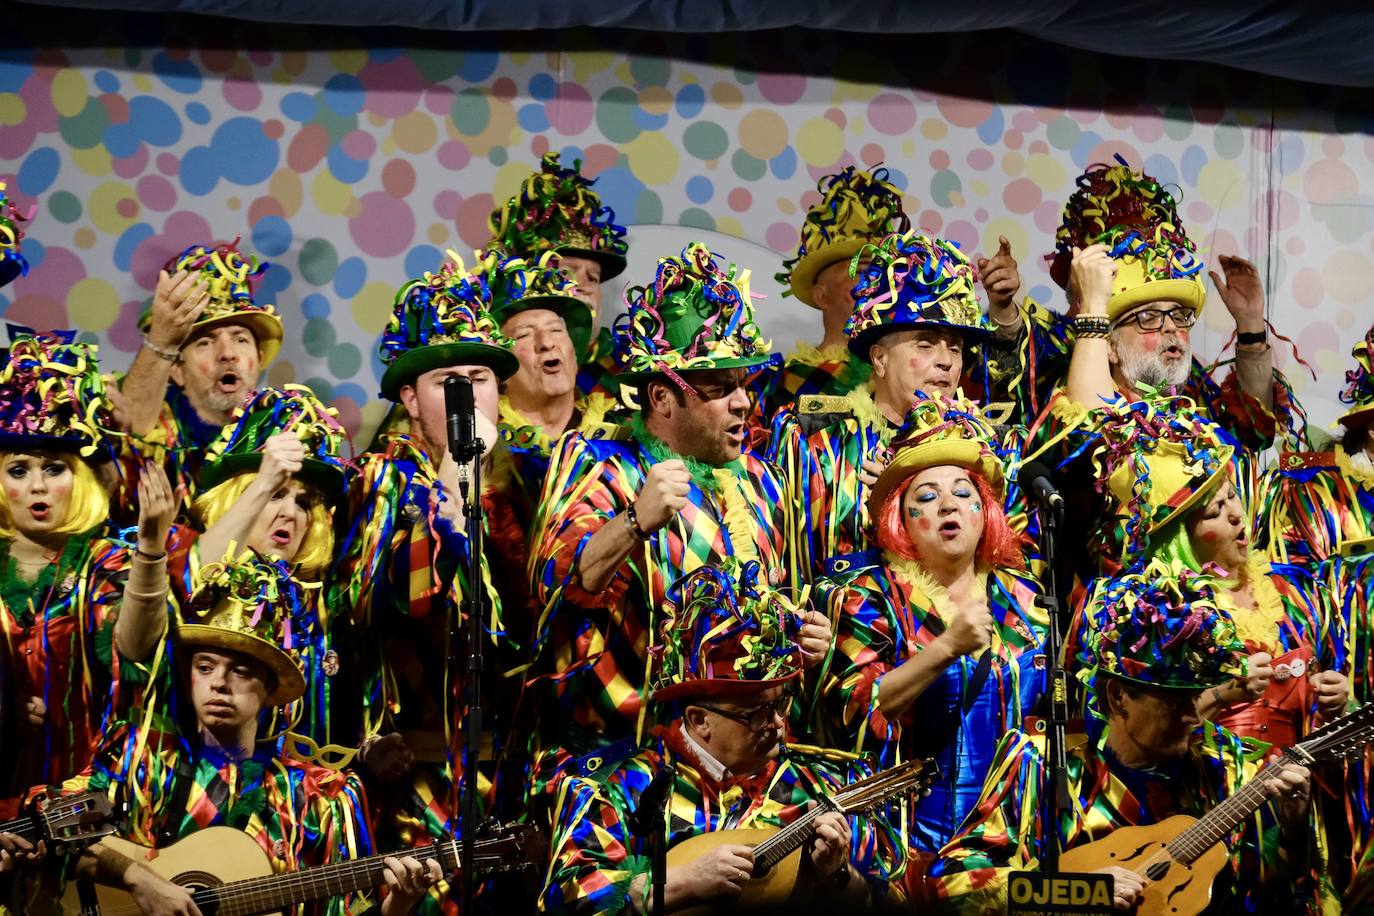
left=1118, top=339, right=1191, bottom=390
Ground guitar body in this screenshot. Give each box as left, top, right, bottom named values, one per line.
left=666, top=827, right=803, bottom=916
left=1059, top=815, right=1229, bottom=916
left=60, top=827, right=279, bottom=916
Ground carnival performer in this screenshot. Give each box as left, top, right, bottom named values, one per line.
left=1037, top=158, right=1292, bottom=457
left=1257, top=320, right=1374, bottom=566
left=114, top=239, right=284, bottom=512
left=338, top=251, right=520, bottom=914
left=0, top=332, right=175, bottom=816
left=62, top=551, right=441, bottom=916
left=931, top=562, right=1322, bottom=914
left=167, top=385, right=350, bottom=747
left=768, top=230, right=999, bottom=581
left=814, top=393, right=1045, bottom=881
left=489, top=153, right=631, bottom=398
left=541, top=559, right=905, bottom=914
left=489, top=249, right=618, bottom=527
left=526, top=242, right=831, bottom=803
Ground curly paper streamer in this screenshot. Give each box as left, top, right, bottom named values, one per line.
left=0, top=181, right=32, bottom=282
left=189, top=548, right=322, bottom=657
left=1048, top=154, right=1204, bottom=289
left=776, top=165, right=910, bottom=290
left=378, top=249, right=512, bottom=367
left=204, top=384, right=349, bottom=474
left=164, top=238, right=277, bottom=315
left=613, top=241, right=771, bottom=377
left=846, top=230, right=987, bottom=341
left=488, top=152, right=628, bottom=260
left=1340, top=321, right=1374, bottom=419
left=0, top=332, right=118, bottom=458
left=652, top=559, right=804, bottom=695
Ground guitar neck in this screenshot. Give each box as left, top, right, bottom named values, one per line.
left=0, top=815, right=34, bottom=843
left=1164, top=754, right=1293, bottom=866
left=193, top=840, right=456, bottom=915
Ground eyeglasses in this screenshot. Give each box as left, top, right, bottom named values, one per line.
left=694, top=695, right=792, bottom=731
left=1118, top=307, right=1197, bottom=331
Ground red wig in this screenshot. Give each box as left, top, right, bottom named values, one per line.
left=875, top=469, right=1026, bottom=570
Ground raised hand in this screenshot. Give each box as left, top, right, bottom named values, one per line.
left=1241, top=651, right=1274, bottom=699
left=633, top=460, right=692, bottom=533
left=797, top=610, right=833, bottom=668
left=941, top=592, right=994, bottom=658
left=1069, top=244, right=1117, bottom=315
left=257, top=432, right=306, bottom=494
left=147, top=269, right=210, bottom=351
left=1309, top=669, right=1350, bottom=719
left=977, top=236, right=1022, bottom=313
left=1208, top=255, right=1265, bottom=335
left=136, top=461, right=179, bottom=556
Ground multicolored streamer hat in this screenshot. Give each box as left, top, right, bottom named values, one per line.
left=377, top=249, right=519, bottom=400
left=1075, top=559, right=1245, bottom=691
left=1089, top=393, right=1235, bottom=560
left=612, top=241, right=772, bottom=382
left=651, top=560, right=804, bottom=702
left=866, top=390, right=1008, bottom=517
left=139, top=240, right=284, bottom=365
left=488, top=152, right=629, bottom=280
left=1338, top=321, right=1374, bottom=431
left=0, top=181, right=31, bottom=289
left=484, top=249, right=593, bottom=358
left=0, top=329, right=117, bottom=459
left=178, top=549, right=320, bottom=705
left=1049, top=156, right=1207, bottom=323
left=199, top=385, right=349, bottom=499
left=846, top=230, right=990, bottom=362
left=778, top=165, right=910, bottom=308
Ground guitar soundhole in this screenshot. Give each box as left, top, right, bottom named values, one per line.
left=172, top=870, right=223, bottom=889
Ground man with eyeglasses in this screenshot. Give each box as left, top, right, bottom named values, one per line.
left=541, top=562, right=905, bottom=914
left=526, top=243, right=833, bottom=818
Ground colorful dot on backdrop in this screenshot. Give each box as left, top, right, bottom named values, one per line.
left=0, top=34, right=1370, bottom=446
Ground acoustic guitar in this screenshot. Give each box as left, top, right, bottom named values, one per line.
left=666, top=756, right=940, bottom=915
left=1, top=790, right=118, bottom=851
left=1059, top=702, right=1374, bottom=915
left=60, top=822, right=544, bottom=916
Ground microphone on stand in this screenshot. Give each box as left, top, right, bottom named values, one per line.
left=445, top=375, right=479, bottom=495
left=1019, top=460, right=1064, bottom=517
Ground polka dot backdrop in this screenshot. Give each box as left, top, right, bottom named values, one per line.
left=0, top=37, right=1369, bottom=447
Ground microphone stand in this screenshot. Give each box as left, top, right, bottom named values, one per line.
left=445, top=379, right=486, bottom=914
left=1037, top=498, right=1071, bottom=874
left=628, top=762, right=676, bottom=916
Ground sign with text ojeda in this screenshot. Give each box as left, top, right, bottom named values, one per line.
left=1007, top=873, right=1115, bottom=916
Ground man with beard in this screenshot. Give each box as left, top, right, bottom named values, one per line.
left=525, top=242, right=832, bottom=813
left=115, top=240, right=283, bottom=513
left=488, top=153, right=631, bottom=399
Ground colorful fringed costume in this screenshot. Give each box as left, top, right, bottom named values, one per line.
left=338, top=253, right=519, bottom=913
left=525, top=243, right=793, bottom=792
left=61, top=553, right=378, bottom=916
left=488, top=153, right=629, bottom=399
left=125, top=240, right=284, bottom=514
left=0, top=333, right=151, bottom=816
left=1257, top=323, right=1374, bottom=566
left=168, top=385, right=350, bottom=747
left=542, top=560, right=905, bottom=913
left=930, top=564, right=1326, bottom=914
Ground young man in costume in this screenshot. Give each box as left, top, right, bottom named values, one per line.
left=541, top=560, right=905, bottom=914
left=114, top=240, right=284, bottom=510
left=525, top=242, right=831, bottom=803
left=60, top=551, right=440, bottom=916
left=338, top=253, right=520, bottom=914
left=930, top=562, right=1323, bottom=914
left=489, top=153, right=630, bottom=398
left=768, top=230, right=1013, bottom=583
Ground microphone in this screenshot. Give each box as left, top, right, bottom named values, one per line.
left=627, top=763, right=676, bottom=838
left=445, top=375, right=479, bottom=462
left=1019, top=460, right=1064, bottom=515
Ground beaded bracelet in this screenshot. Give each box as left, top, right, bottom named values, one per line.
left=142, top=334, right=182, bottom=362
left=1072, top=314, right=1112, bottom=339
left=624, top=504, right=652, bottom=541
